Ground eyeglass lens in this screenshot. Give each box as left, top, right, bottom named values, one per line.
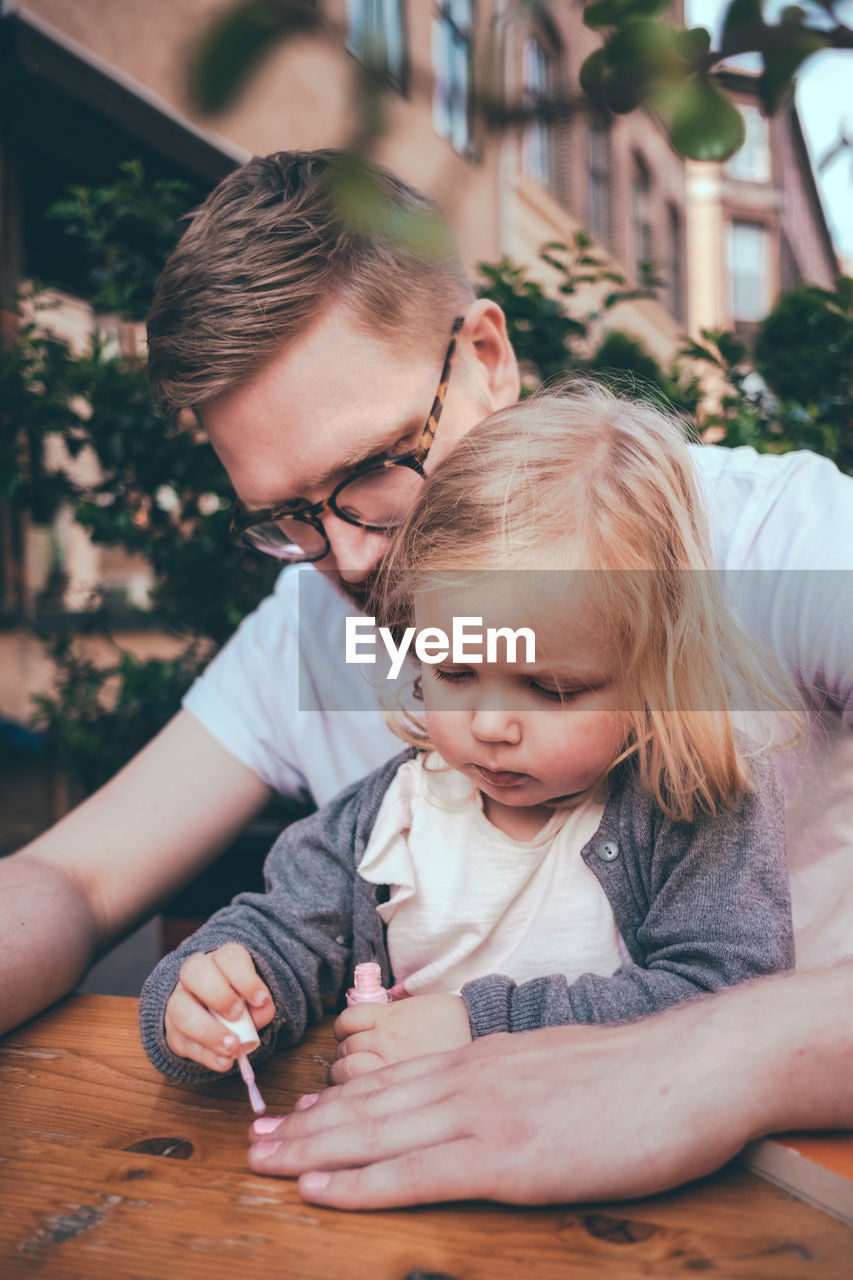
left=242, top=462, right=427, bottom=560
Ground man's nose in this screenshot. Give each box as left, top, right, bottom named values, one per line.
left=470, top=702, right=522, bottom=745
left=319, top=512, right=389, bottom=583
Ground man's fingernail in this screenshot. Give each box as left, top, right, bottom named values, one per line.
left=222, top=1034, right=238, bottom=1049
left=301, top=1171, right=331, bottom=1192
left=253, top=1116, right=284, bottom=1134
left=227, top=1004, right=244, bottom=1020
left=295, top=1093, right=320, bottom=1110
left=252, top=1141, right=283, bottom=1159
left=214, top=1055, right=232, bottom=1069
left=251, top=991, right=269, bottom=1006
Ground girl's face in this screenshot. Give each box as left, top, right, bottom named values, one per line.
left=415, top=575, right=627, bottom=833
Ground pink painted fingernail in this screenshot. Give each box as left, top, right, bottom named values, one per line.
left=301, top=1171, right=331, bottom=1191
left=295, top=1092, right=320, bottom=1110
left=252, top=1141, right=283, bottom=1159
left=253, top=1116, right=284, bottom=1134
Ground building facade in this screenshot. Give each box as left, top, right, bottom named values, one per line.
left=687, top=68, right=838, bottom=341
left=0, top=2, right=840, bottom=632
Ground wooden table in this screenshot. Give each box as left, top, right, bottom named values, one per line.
left=1, top=996, right=851, bottom=1279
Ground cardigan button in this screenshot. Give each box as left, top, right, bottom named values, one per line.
left=597, top=841, right=620, bottom=862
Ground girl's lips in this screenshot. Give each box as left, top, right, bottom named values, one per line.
left=474, top=764, right=529, bottom=788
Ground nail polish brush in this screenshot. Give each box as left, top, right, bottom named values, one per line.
left=212, top=1007, right=266, bottom=1114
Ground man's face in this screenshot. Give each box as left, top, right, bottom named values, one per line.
left=202, top=305, right=511, bottom=606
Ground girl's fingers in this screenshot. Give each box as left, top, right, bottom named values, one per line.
left=333, top=1005, right=378, bottom=1041
left=178, top=952, right=246, bottom=1021
left=328, top=1050, right=385, bottom=1085
left=164, top=994, right=237, bottom=1070
left=333, top=1030, right=382, bottom=1061
left=318, top=1044, right=473, bottom=1098
left=212, top=943, right=272, bottom=1013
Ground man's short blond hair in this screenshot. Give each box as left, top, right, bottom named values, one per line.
left=147, top=150, right=474, bottom=421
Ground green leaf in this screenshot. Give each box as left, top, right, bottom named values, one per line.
left=584, top=0, right=670, bottom=30
left=665, top=74, right=746, bottom=161
left=673, top=25, right=712, bottom=69
left=721, top=0, right=766, bottom=57
left=580, top=47, right=646, bottom=113
left=759, top=29, right=828, bottom=114
left=190, top=0, right=319, bottom=115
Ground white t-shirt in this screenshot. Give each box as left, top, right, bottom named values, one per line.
left=183, top=444, right=853, bottom=964
left=357, top=753, right=628, bottom=995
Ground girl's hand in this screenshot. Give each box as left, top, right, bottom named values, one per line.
left=331, top=994, right=472, bottom=1083
left=164, top=942, right=275, bottom=1071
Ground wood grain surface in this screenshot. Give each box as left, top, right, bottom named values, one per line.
left=1, top=995, right=851, bottom=1279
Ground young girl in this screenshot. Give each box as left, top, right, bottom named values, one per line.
left=140, top=384, right=798, bottom=1085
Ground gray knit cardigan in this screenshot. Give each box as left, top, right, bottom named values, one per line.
left=140, top=748, right=793, bottom=1083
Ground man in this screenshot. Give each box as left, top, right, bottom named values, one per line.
left=3, top=151, right=852, bottom=1203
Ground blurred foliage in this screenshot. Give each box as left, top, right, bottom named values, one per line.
left=46, top=161, right=196, bottom=322
left=681, top=275, right=853, bottom=474
left=30, top=635, right=207, bottom=796
left=186, top=1, right=853, bottom=164
left=481, top=239, right=851, bottom=476
left=477, top=234, right=701, bottom=414
left=190, top=0, right=321, bottom=115
left=5, top=164, right=279, bottom=789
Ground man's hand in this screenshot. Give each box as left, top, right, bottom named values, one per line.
left=330, top=993, right=472, bottom=1082
left=164, top=942, right=275, bottom=1071
left=246, top=973, right=813, bottom=1208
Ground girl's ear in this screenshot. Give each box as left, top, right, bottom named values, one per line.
left=461, top=299, right=520, bottom=408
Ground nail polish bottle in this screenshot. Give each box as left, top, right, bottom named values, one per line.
left=346, top=961, right=390, bottom=1006
left=212, top=1006, right=261, bottom=1051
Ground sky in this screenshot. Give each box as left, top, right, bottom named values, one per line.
left=685, top=0, right=853, bottom=264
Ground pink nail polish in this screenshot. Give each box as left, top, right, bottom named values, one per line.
left=301, top=1171, right=331, bottom=1191
left=346, top=962, right=390, bottom=1005
left=295, top=1092, right=320, bottom=1110
left=252, top=1140, right=283, bottom=1159
left=253, top=1116, right=284, bottom=1134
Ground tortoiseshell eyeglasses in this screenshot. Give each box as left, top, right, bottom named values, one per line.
left=230, top=316, right=464, bottom=563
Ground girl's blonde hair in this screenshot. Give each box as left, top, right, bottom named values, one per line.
left=374, top=381, right=801, bottom=822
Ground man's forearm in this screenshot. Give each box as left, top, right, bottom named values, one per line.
left=744, top=959, right=853, bottom=1135
left=0, top=853, right=100, bottom=1035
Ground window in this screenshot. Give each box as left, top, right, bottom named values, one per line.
left=522, top=37, right=550, bottom=185
left=631, top=153, right=654, bottom=276
left=346, top=0, right=407, bottom=90
left=666, top=204, right=685, bottom=324
left=433, top=0, right=474, bottom=155
left=585, top=115, right=611, bottom=245
left=728, top=221, right=770, bottom=321
left=726, top=105, right=771, bottom=182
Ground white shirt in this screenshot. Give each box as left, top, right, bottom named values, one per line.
left=183, top=444, right=853, bottom=964
left=356, top=753, right=627, bottom=995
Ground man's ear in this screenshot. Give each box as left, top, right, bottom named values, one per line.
left=462, top=299, right=520, bottom=408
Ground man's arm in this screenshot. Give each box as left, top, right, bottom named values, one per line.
left=246, top=961, right=853, bottom=1209
left=0, top=709, right=271, bottom=1035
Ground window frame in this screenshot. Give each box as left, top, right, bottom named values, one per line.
left=432, top=0, right=476, bottom=158
left=584, top=113, right=611, bottom=246
left=346, top=0, right=409, bottom=95
left=631, top=151, right=654, bottom=278
left=521, top=35, right=551, bottom=187
left=727, top=218, right=771, bottom=323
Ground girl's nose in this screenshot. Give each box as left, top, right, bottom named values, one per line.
left=470, top=704, right=522, bottom=745
left=319, top=512, right=390, bottom=584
